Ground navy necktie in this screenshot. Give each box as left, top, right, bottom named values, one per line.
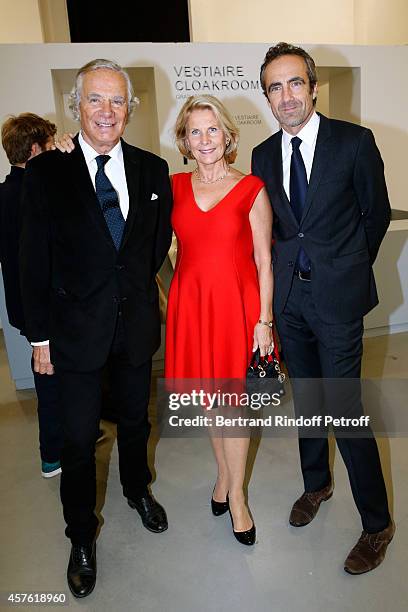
left=95, top=155, right=125, bottom=250
left=290, top=137, right=310, bottom=272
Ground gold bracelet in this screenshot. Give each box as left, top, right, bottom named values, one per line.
left=258, top=319, right=273, bottom=328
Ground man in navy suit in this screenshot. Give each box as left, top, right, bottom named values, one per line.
left=252, top=42, right=394, bottom=574
left=0, top=113, right=62, bottom=478
left=20, top=60, right=172, bottom=597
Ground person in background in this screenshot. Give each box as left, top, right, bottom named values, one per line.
left=252, top=42, right=394, bottom=574
left=0, top=113, right=62, bottom=478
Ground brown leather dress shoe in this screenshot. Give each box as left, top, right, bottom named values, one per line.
left=344, top=521, right=395, bottom=574
left=289, top=482, right=333, bottom=527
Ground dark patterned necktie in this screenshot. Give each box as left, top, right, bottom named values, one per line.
left=290, top=137, right=311, bottom=272
left=95, top=155, right=125, bottom=250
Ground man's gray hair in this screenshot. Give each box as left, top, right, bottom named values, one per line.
left=69, top=59, right=139, bottom=123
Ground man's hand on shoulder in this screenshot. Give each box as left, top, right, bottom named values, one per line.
left=33, top=345, right=54, bottom=375
left=54, top=133, right=75, bottom=153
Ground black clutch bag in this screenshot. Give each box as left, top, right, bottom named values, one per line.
left=246, top=348, right=285, bottom=398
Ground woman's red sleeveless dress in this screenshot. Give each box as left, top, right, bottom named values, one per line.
left=165, top=172, right=265, bottom=380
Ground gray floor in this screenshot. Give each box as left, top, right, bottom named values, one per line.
left=0, top=332, right=407, bottom=612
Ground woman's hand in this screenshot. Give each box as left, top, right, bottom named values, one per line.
left=53, top=133, right=75, bottom=153
left=253, top=322, right=274, bottom=357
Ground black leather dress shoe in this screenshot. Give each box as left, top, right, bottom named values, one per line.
left=67, top=543, right=96, bottom=598
left=128, top=493, right=168, bottom=533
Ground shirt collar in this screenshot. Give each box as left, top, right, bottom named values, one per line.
left=282, top=111, right=320, bottom=155
left=78, top=132, right=123, bottom=165
left=10, top=165, right=25, bottom=178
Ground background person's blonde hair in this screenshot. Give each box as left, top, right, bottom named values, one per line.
left=174, top=95, right=239, bottom=164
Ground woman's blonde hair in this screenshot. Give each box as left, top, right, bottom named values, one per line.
left=174, top=95, right=239, bottom=164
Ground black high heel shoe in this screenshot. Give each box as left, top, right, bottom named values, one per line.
left=228, top=508, right=256, bottom=546
left=211, top=488, right=229, bottom=516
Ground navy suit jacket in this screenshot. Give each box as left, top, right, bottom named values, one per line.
left=251, top=114, right=391, bottom=324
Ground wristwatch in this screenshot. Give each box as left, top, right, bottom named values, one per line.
left=258, top=319, right=273, bottom=328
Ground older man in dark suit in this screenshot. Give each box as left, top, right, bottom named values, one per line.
left=20, top=59, right=172, bottom=597
left=252, top=42, right=394, bottom=574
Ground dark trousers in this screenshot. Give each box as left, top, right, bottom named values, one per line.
left=32, top=364, right=63, bottom=463
left=57, top=316, right=152, bottom=544
left=275, top=275, right=390, bottom=533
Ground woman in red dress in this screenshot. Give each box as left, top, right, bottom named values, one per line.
left=165, top=95, right=273, bottom=545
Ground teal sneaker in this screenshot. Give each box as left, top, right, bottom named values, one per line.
left=41, top=460, right=62, bottom=478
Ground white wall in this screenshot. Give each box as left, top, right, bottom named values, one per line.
left=38, top=0, right=70, bottom=43
left=354, top=0, right=408, bottom=44
left=189, top=0, right=408, bottom=44
left=189, top=0, right=355, bottom=43
left=0, top=0, right=43, bottom=42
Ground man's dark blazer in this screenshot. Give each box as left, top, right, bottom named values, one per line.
left=19, top=136, right=172, bottom=372
left=251, top=113, right=391, bottom=324
left=0, top=166, right=26, bottom=333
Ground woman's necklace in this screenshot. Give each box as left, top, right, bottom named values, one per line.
left=195, top=164, right=230, bottom=184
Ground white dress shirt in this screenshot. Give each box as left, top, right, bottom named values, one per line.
left=78, top=132, right=129, bottom=219
left=32, top=134, right=129, bottom=347
left=281, top=111, right=320, bottom=199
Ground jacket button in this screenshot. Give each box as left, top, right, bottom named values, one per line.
left=288, top=261, right=294, bottom=267
left=298, top=232, right=304, bottom=238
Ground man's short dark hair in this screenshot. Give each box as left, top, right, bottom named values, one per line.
left=260, top=42, right=318, bottom=101
left=1, top=113, right=56, bottom=165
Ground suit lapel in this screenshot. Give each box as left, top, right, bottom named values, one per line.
left=121, top=139, right=141, bottom=249
left=268, top=131, right=298, bottom=225
left=301, top=114, right=332, bottom=222
left=269, top=132, right=284, bottom=192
